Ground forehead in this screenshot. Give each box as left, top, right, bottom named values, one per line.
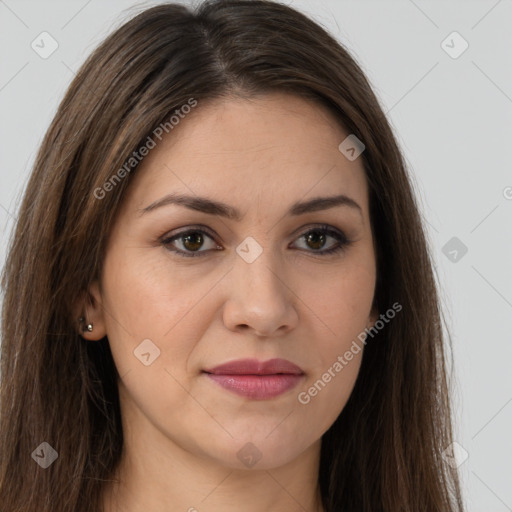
left=124, top=92, right=369, bottom=216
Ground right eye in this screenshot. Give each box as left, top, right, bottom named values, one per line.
left=161, top=228, right=223, bottom=258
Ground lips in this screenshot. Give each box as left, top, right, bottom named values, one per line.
left=204, top=358, right=304, bottom=375
left=203, top=358, right=304, bottom=400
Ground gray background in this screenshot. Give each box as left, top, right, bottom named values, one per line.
left=1, top=0, right=511, bottom=510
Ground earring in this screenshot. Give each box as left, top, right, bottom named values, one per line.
left=78, top=316, right=93, bottom=333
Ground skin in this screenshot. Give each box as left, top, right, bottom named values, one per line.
left=80, top=92, right=378, bottom=512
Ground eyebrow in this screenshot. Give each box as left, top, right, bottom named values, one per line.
left=138, top=192, right=362, bottom=220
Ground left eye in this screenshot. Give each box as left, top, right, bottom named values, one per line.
left=161, top=225, right=350, bottom=258
left=292, top=227, right=348, bottom=254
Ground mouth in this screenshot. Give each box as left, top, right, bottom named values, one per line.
left=202, top=358, right=305, bottom=400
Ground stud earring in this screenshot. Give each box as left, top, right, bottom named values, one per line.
left=78, top=316, right=93, bottom=333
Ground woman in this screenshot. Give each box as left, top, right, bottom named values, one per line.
left=0, top=1, right=465, bottom=511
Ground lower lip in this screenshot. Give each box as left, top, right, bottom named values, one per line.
left=205, top=373, right=303, bottom=399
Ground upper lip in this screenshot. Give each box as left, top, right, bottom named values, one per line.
left=203, top=358, right=304, bottom=375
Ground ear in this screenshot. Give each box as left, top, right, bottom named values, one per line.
left=368, top=306, right=380, bottom=329
left=73, top=281, right=107, bottom=341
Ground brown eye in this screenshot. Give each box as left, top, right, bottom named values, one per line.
left=292, top=225, right=351, bottom=256
left=162, top=228, right=221, bottom=258
left=161, top=224, right=350, bottom=259
left=304, top=231, right=327, bottom=250
left=181, top=232, right=204, bottom=252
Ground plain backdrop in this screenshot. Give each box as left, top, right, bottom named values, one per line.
left=1, top=1, right=511, bottom=510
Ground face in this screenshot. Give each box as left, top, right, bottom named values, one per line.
left=86, top=92, right=378, bottom=470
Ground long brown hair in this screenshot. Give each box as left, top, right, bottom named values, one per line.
left=0, top=1, right=464, bottom=510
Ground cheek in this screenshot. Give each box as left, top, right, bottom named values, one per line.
left=102, top=247, right=209, bottom=334
left=100, top=249, right=211, bottom=376
left=296, top=350, right=363, bottom=438
left=290, top=259, right=374, bottom=430
left=297, top=256, right=376, bottom=341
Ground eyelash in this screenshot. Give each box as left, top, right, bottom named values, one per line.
left=160, top=224, right=352, bottom=259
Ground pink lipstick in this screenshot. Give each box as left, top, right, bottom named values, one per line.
left=203, top=358, right=304, bottom=400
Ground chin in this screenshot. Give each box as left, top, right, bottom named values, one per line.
left=206, top=433, right=316, bottom=471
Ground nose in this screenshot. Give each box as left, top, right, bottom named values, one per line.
left=222, top=248, right=299, bottom=337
